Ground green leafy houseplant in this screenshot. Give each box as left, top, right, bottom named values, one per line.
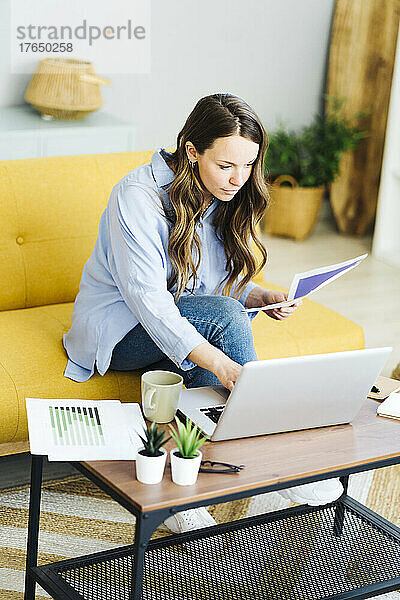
left=264, top=95, right=369, bottom=188
left=138, top=422, right=171, bottom=458
left=169, top=417, right=208, bottom=459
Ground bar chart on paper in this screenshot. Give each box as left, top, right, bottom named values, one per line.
left=26, top=398, right=147, bottom=460
left=49, top=405, right=105, bottom=446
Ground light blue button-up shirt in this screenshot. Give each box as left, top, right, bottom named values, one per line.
left=63, top=148, right=258, bottom=382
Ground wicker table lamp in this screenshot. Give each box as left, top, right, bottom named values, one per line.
left=24, top=58, right=110, bottom=120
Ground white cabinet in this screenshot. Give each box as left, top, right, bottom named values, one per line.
left=0, top=105, right=135, bottom=159
left=372, top=24, right=400, bottom=268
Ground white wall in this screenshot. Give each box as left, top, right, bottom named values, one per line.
left=372, top=23, right=400, bottom=269
left=0, top=0, right=335, bottom=149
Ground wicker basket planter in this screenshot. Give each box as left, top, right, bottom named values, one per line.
left=263, top=175, right=325, bottom=241
left=24, top=58, right=110, bottom=120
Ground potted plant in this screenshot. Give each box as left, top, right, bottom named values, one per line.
left=136, top=422, right=171, bottom=485
left=263, top=95, right=369, bottom=240
left=168, top=417, right=208, bottom=486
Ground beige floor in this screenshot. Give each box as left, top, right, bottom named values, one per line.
left=261, top=202, right=400, bottom=379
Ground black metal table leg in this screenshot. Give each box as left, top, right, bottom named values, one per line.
left=130, top=511, right=166, bottom=600
left=333, top=474, right=349, bottom=536
left=24, top=454, right=44, bottom=600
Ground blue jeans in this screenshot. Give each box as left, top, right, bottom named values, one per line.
left=109, top=295, right=258, bottom=387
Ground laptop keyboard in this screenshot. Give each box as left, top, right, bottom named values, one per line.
left=199, top=405, right=225, bottom=424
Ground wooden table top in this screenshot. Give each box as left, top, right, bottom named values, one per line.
left=82, top=398, right=400, bottom=513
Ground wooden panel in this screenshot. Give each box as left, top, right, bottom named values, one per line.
left=326, top=0, right=400, bottom=235
left=84, top=396, right=400, bottom=513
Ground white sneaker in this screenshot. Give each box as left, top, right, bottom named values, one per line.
left=278, top=478, right=344, bottom=506
left=162, top=507, right=217, bottom=533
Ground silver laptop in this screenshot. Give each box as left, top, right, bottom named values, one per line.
left=177, top=347, right=392, bottom=442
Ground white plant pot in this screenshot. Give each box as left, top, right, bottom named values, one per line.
left=170, top=448, right=202, bottom=486
left=136, top=447, right=167, bottom=484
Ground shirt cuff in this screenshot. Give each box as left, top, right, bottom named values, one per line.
left=169, top=329, right=207, bottom=371
left=238, top=280, right=259, bottom=307
left=63, top=358, right=94, bottom=382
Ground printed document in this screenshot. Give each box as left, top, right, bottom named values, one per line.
left=245, top=253, right=368, bottom=312
left=26, top=398, right=146, bottom=461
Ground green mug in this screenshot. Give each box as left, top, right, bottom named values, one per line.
left=141, top=370, right=183, bottom=423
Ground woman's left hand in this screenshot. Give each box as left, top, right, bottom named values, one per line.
left=245, top=287, right=303, bottom=321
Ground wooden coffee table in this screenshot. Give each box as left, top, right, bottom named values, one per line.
left=24, top=395, right=400, bottom=600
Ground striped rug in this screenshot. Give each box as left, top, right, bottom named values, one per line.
left=0, top=468, right=398, bottom=599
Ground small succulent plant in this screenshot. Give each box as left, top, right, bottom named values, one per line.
left=139, top=422, right=171, bottom=457
left=169, top=417, right=208, bottom=459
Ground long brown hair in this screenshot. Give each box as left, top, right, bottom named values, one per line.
left=163, top=93, right=269, bottom=301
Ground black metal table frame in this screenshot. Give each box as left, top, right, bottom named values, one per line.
left=24, top=454, right=400, bottom=600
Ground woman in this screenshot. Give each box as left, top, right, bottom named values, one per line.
left=63, top=93, right=343, bottom=532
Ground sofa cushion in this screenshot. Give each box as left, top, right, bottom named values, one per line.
left=253, top=282, right=365, bottom=356
left=0, top=301, right=145, bottom=445
left=0, top=152, right=153, bottom=311
left=0, top=282, right=364, bottom=445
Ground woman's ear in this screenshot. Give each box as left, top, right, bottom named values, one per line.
left=185, top=141, right=198, bottom=163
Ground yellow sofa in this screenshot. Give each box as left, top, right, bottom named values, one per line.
left=0, top=151, right=365, bottom=454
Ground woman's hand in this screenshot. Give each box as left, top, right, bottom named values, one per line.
left=212, top=353, right=243, bottom=392
left=245, top=286, right=303, bottom=321
left=187, top=342, right=242, bottom=391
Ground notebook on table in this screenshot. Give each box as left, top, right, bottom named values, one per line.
left=377, top=392, right=400, bottom=421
